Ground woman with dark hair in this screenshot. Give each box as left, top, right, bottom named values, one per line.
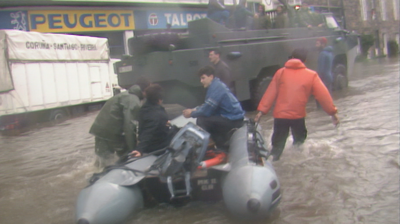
left=253, top=4, right=272, bottom=30
left=130, top=84, right=175, bottom=157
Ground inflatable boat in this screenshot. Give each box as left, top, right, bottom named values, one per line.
left=75, top=118, right=281, bottom=224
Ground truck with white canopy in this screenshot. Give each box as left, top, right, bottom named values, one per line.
left=0, top=29, right=116, bottom=132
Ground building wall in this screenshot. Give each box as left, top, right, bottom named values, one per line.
left=0, top=5, right=208, bottom=58
left=306, top=0, right=399, bottom=56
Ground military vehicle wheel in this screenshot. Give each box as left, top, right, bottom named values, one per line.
left=251, top=76, right=273, bottom=110
left=333, top=64, right=348, bottom=90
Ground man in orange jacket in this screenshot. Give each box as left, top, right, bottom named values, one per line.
left=254, top=48, right=340, bottom=161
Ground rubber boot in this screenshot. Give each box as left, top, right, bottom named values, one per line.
left=270, top=147, right=284, bottom=161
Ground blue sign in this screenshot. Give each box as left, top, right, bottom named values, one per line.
left=0, top=11, right=28, bottom=31
left=134, top=10, right=207, bottom=29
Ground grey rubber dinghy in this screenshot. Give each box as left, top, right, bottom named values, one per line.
left=75, top=117, right=281, bottom=224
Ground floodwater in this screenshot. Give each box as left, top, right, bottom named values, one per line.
left=0, top=58, right=399, bottom=224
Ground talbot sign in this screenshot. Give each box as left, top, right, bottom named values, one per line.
left=135, top=10, right=207, bottom=29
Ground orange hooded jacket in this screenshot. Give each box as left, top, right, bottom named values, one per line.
left=257, top=59, right=337, bottom=119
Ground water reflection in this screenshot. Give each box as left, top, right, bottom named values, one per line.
left=0, top=58, right=398, bottom=224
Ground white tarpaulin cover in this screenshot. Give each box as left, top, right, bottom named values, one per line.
left=0, top=31, right=13, bottom=93
left=3, top=29, right=109, bottom=61
left=0, top=29, right=110, bottom=92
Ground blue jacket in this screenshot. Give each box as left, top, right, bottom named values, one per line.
left=191, top=78, right=244, bottom=120
left=317, top=46, right=334, bottom=84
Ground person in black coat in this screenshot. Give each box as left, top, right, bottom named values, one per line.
left=130, top=84, right=175, bottom=157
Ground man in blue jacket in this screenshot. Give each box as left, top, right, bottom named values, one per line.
left=316, top=37, right=334, bottom=91
left=183, top=66, right=245, bottom=150
left=316, top=37, right=334, bottom=108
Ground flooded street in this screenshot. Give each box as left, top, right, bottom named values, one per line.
left=0, top=58, right=399, bottom=224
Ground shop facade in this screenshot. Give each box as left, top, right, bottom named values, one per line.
left=0, top=5, right=208, bottom=58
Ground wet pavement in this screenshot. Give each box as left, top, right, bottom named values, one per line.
left=0, top=58, right=399, bottom=224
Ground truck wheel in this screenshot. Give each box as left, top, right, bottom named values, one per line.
left=251, top=76, right=272, bottom=110
left=333, top=64, right=348, bottom=90
left=49, top=109, right=69, bottom=124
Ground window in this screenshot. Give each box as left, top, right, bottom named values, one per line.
left=360, top=0, right=369, bottom=21
left=325, top=15, right=340, bottom=29
left=287, top=0, right=301, bottom=5
left=382, top=33, right=387, bottom=55
left=393, top=0, right=399, bottom=20
left=381, top=0, right=387, bottom=21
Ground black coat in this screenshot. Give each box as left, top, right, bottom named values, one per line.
left=136, top=101, right=171, bottom=154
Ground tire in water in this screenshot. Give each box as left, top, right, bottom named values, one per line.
left=49, top=109, right=69, bottom=124
left=251, top=76, right=272, bottom=110
left=333, top=64, right=348, bottom=90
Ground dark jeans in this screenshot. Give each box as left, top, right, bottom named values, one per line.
left=196, top=116, right=243, bottom=149
left=271, top=118, right=307, bottom=158
left=208, top=10, right=230, bottom=24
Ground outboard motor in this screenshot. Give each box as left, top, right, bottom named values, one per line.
left=153, top=122, right=210, bottom=202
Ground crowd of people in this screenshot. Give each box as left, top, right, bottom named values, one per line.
left=88, top=1, right=339, bottom=166
left=207, top=0, right=327, bottom=30
left=90, top=48, right=338, bottom=166
left=89, top=48, right=242, bottom=167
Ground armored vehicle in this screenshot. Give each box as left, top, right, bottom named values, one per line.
left=115, top=12, right=358, bottom=109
